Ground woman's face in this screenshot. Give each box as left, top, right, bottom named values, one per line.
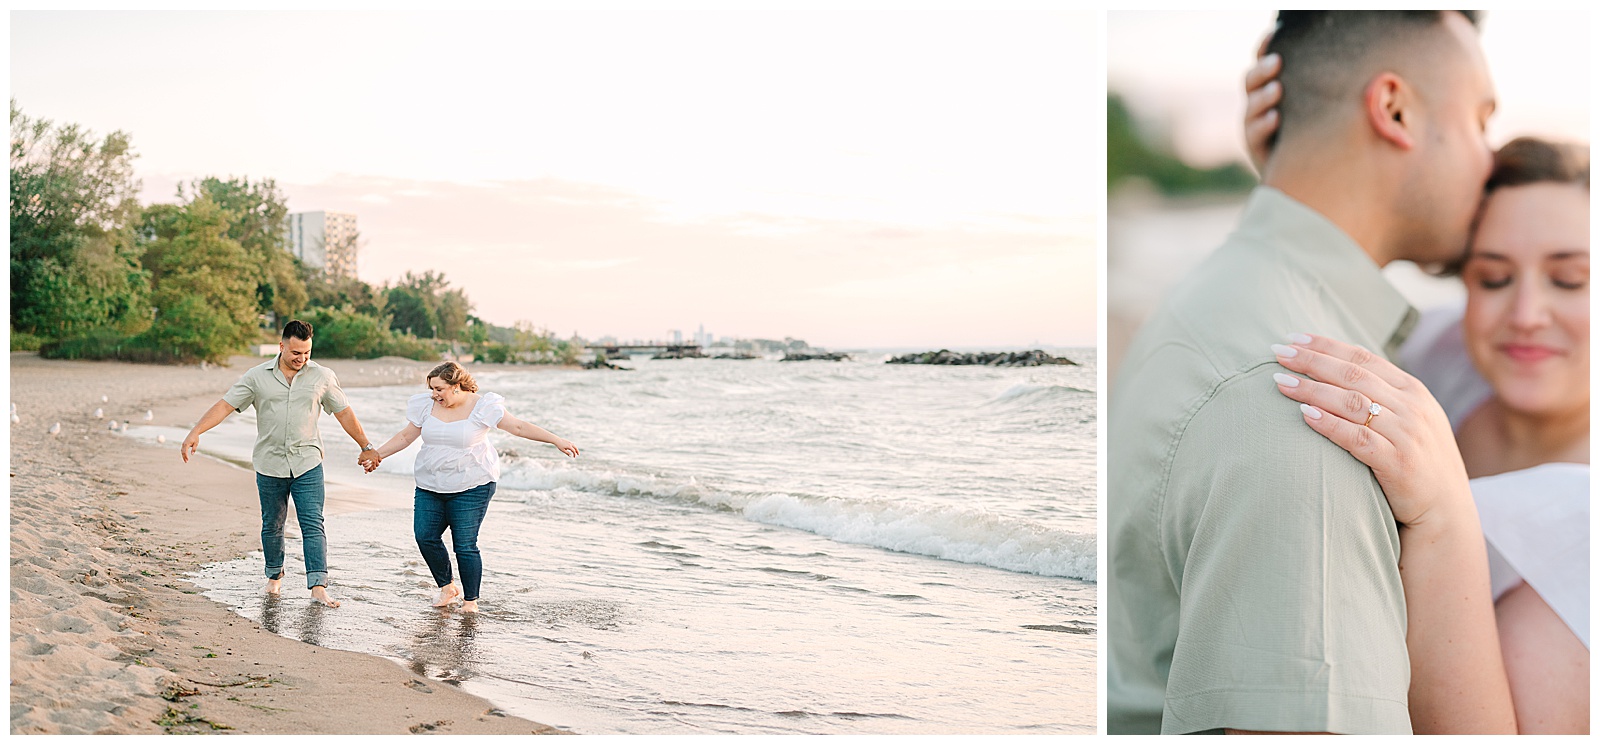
left=428, top=376, right=465, bottom=407
left=1462, top=182, right=1590, bottom=417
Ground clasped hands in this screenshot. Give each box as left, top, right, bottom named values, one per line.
left=358, top=449, right=382, bottom=473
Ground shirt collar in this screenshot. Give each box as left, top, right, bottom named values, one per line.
left=267, top=355, right=317, bottom=387
left=1235, top=186, right=1418, bottom=355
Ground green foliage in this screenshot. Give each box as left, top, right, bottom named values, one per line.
left=299, top=306, right=439, bottom=360
left=10, top=330, right=46, bottom=351
left=139, top=196, right=259, bottom=362
left=10, top=100, right=151, bottom=338
left=478, top=342, right=512, bottom=364
left=38, top=327, right=185, bottom=363
left=382, top=270, right=474, bottom=341
left=1107, top=94, right=1257, bottom=196
left=385, top=284, right=438, bottom=338
left=182, top=176, right=306, bottom=320
left=304, top=268, right=386, bottom=318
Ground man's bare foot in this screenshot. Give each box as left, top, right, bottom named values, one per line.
left=460, top=600, right=479, bottom=614
left=434, top=582, right=462, bottom=607
left=311, top=585, right=341, bottom=608
left=265, top=577, right=282, bottom=595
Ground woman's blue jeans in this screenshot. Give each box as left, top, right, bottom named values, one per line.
left=256, top=464, right=328, bottom=589
left=414, top=481, right=496, bottom=601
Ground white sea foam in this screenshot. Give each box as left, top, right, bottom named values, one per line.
left=496, top=458, right=1096, bottom=581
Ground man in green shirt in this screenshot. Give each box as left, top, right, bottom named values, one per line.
left=1108, top=11, right=1497, bottom=734
left=181, top=320, right=383, bottom=608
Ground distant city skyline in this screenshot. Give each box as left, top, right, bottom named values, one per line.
left=11, top=7, right=1098, bottom=348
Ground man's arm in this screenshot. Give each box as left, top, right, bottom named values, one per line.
left=332, top=407, right=380, bottom=467
left=1160, top=369, right=1411, bottom=735
left=181, top=399, right=236, bottom=462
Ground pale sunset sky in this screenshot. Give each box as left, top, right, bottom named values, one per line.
left=10, top=4, right=1100, bottom=349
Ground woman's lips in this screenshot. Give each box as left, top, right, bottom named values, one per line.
left=1501, top=343, right=1561, bottom=363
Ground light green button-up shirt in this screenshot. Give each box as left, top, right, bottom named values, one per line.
left=222, top=356, right=350, bottom=479
left=1108, top=188, right=1419, bottom=735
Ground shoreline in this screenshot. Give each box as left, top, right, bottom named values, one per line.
left=8, top=352, right=567, bottom=734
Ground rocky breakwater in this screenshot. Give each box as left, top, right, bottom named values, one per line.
left=886, top=349, right=1077, bottom=367
left=652, top=348, right=707, bottom=360
left=780, top=351, right=852, bottom=362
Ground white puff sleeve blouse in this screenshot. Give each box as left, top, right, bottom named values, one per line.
left=406, top=391, right=507, bottom=493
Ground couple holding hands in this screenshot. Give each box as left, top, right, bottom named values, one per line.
left=181, top=320, right=579, bottom=613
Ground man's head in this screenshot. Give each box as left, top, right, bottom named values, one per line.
left=280, top=320, right=314, bottom=371
left=1266, top=10, right=1497, bottom=264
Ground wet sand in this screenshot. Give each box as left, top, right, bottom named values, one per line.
left=7, top=352, right=568, bottom=734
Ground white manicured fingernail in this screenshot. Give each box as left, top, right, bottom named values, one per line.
left=1285, top=332, right=1312, bottom=345
left=1271, top=343, right=1297, bottom=358
left=1273, top=373, right=1300, bottom=388
left=1299, top=404, right=1322, bottom=420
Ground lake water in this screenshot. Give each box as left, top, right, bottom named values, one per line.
left=146, top=351, right=1097, bottom=734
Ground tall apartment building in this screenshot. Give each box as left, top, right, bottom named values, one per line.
left=284, top=211, right=358, bottom=278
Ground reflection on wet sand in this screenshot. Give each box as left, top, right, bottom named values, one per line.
left=255, top=593, right=333, bottom=647
left=408, top=611, right=481, bottom=685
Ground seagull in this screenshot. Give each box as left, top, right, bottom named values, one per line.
left=156, top=434, right=167, bottom=444
left=144, top=410, right=154, bottom=421
left=48, top=422, right=60, bottom=436
left=107, top=420, right=120, bottom=431
left=93, top=408, right=104, bottom=418
left=10, top=413, right=20, bottom=424
left=101, top=395, right=108, bottom=403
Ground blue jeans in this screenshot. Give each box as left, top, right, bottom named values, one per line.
left=414, top=482, right=495, bottom=601
left=256, top=464, right=329, bottom=589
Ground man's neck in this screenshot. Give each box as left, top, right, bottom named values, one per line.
left=278, top=357, right=299, bottom=382
left=1262, top=143, right=1402, bottom=268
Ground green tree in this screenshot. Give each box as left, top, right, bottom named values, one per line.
left=385, top=284, right=438, bottom=338
left=10, top=100, right=150, bottom=339
left=436, top=287, right=472, bottom=341
left=137, top=195, right=258, bottom=362
left=303, top=265, right=387, bottom=318
left=183, top=176, right=306, bottom=321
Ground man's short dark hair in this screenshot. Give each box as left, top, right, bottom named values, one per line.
left=282, top=320, right=314, bottom=341
left=1265, top=11, right=1482, bottom=144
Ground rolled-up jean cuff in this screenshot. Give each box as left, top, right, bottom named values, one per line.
left=266, top=567, right=284, bottom=580
left=305, top=571, right=328, bottom=589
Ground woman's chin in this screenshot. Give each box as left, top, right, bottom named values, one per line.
left=1489, top=379, right=1589, bottom=419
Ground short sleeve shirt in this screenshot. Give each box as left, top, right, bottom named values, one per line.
left=1107, top=188, right=1418, bottom=735
left=222, top=357, right=350, bottom=478
left=405, top=391, right=507, bottom=493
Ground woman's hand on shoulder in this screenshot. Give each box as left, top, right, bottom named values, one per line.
left=1270, top=333, right=1471, bottom=528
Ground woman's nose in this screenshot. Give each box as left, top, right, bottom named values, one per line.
left=1508, top=278, right=1554, bottom=332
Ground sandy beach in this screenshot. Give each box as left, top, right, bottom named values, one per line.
left=8, top=351, right=566, bottom=735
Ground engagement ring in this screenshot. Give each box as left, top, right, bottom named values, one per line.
left=1362, top=402, right=1382, bottom=427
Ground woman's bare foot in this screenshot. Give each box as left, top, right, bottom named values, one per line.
left=265, top=577, right=282, bottom=595
left=434, top=582, right=462, bottom=607
left=310, top=585, right=341, bottom=608
left=460, top=600, right=479, bottom=614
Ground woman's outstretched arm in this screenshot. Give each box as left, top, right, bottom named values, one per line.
left=372, top=422, right=423, bottom=463
left=1272, top=333, right=1517, bottom=734
left=497, top=413, right=579, bottom=458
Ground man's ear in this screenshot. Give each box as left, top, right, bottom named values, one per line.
left=1364, top=72, right=1416, bottom=150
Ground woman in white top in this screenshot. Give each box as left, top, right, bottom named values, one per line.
left=1248, top=58, right=1588, bottom=733
left=368, top=362, right=579, bottom=613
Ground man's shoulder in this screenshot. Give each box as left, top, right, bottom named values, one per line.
left=237, top=357, right=276, bottom=381
left=304, top=360, right=341, bottom=381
